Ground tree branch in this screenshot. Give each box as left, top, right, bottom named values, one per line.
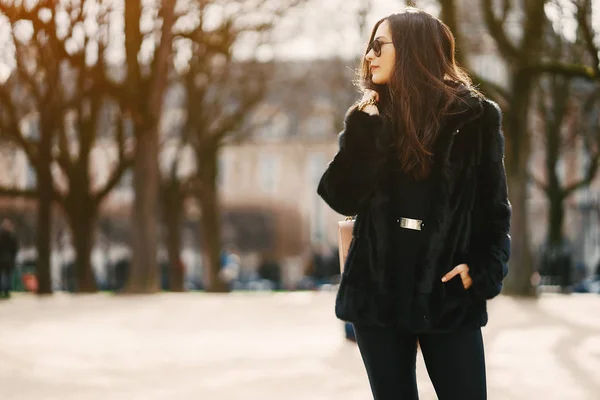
left=93, top=111, right=133, bottom=203
left=124, top=0, right=143, bottom=118
left=181, top=175, right=201, bottom=198
left=500, top=0, right=512, bottom=23
left=520, top=0, right=546, bottom=61
left=12, top=37, right=44, bottom=105
left=93, top=156, right=134, bottom=204
left=471, top=71, right=511, bottom=109
left=576, top=0, right=600, bottom=77
left=0, top=85, right=38, bottom=164
left=525, top=61, right=600, bottom=81
left=481, top=0, right=520, bottom=60
left=139, top=1, right=177, bottom=132
left=439, top=0, right=466, bottom=66
left=564, top=85, right=600, bottom=196
left=563, top=152, right=600, bottom=196
left=0, top=182, right=65, bottom=204
left=529, top=172, right=549, bottom=194
left=0, top=186, right=38, bottom=199
left=56, top=119, right=74, bottom=175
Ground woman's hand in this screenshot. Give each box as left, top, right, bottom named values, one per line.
left=441, top=263, right=472, bottom=289
left=359, top=89, right=379, bottom=115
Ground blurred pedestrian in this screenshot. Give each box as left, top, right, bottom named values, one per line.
left=219, top=245, right=241, bottom=287
left=0, top=219, right=19, bottom=299
left=305, top=242, right=340, bottom=289
left=539, top=237, right=574, bottom=292
left=317, top=8, right=511, bottom=399
left=257, top=252, right=282, bottom=290
left=113, top=257, right=130, bottom=292
left=572, top=261, right=589, bottom=293
left=594, top=258, right=600, bottom=282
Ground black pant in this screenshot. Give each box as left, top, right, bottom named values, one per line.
left=0, top=268, right=13, bottom=297
left=353, top=324, right=486, bottom=400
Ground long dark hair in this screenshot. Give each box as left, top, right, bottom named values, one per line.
left=359, top=8, right=481, bottom=179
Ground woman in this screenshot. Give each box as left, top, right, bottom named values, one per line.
left=317, top=8, right=511, bottom=400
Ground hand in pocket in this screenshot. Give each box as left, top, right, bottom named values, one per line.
left=441, top=263, right=472, bottom=289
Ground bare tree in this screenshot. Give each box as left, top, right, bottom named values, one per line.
left=184, top=59, right=270, bottom=293
left=114, top=0, right=177, bottom=293
left=438, top=0, right=600, bottom=296
left=0, top=1, right=133, bottom=293
left=0, top=0, right=75, bottom=294
left=53, top=3, right=133, bottom=293
left=159, top=136, right=196, bottom=292
left=57, top=100, right=132, bottom=293
left=172, top=0, right=304, bottom=292
left=532, top=80, right=600, bottom=246
left=529, top=9, right=600, bottom=250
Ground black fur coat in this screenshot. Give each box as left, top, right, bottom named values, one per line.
left=317, top=94, right=512, bottom=333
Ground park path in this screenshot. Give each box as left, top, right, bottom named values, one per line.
left=0, top=292, right=598, bottom=400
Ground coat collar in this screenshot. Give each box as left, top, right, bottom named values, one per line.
left=440, top=91, right=485, bottom=138
left=430, top=91, right=485, bottom=164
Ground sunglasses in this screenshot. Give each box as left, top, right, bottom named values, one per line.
left=367, top=38, right=393, bottom=57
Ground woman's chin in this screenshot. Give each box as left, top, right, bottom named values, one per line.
left=371, top=75, right=387, bottom=85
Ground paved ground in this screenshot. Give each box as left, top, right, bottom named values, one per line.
left=0, top=291, right=598, bottom=400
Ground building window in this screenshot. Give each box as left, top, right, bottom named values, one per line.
left=218, top=153, right=228, bottom=189
left=161, top=108, right=186, bottom=139
left=111, top=169, right=133, bottom=203
left=25, top=162, right=36, bottom=189
left=258, top=154, right=279, bottom=194
left=118, top=170, right=133, bottom=189
left=21, top=116, right=40, bottom=140
left=306, top=114, right=333, bottom=138
left=265, top=113, right=288, bottom=139
left=253, top=105, right=289, bottom=140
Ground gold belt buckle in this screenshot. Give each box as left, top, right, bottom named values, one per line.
left=398, top=217, right=423, bottom=231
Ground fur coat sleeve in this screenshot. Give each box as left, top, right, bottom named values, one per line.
left=467, top=102, right=512, bottom=300
left=317, top=106, right=388, bottom=216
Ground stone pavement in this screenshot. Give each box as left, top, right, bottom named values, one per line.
left=0, top=292, right=598, bottom=400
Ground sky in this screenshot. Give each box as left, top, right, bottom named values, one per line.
left=0, top=0, right=598, bottom=78
left=232, top=0, right=600, bottom=61
left=234, top=0, right=440, bottom=61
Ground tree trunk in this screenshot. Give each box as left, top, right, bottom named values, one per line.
left=502, top=166, right=537, bottom=296
left=544, top=75, right=569, bottom=247
left=166, top=223, right=185, bottom=292
left=122, top=0, right=174, bottom=294
left=36, top=176, right=53, bottom=295
left=73, top=217, right=96, bottom=293
left=439, top=0, right=466, bottom=66
left=35, top=125, right=53, bottom=295
left=500, top=74, right=537, bottom=296
left=65, top=196, right=98, bottom=293
left=548, top=191, right=565, bottom=246
left=162, top=180, right=185, bottom=292
left=127, top=129, right=160, bottom=293
left=198, top=148, right=228, bottom=293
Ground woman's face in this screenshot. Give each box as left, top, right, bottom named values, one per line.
left=365, top=20, right=395, bottom=85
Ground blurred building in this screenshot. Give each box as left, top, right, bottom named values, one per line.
left=0, top=58, right=357, bottom=288
left=1, top=3, right=599, bottom=286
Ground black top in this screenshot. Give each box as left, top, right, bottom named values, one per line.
left=0, top=228, right=18, bottom=268
left=386, top=157, right=436, bottom=327
left=387, top=160, right=435, bottom=222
